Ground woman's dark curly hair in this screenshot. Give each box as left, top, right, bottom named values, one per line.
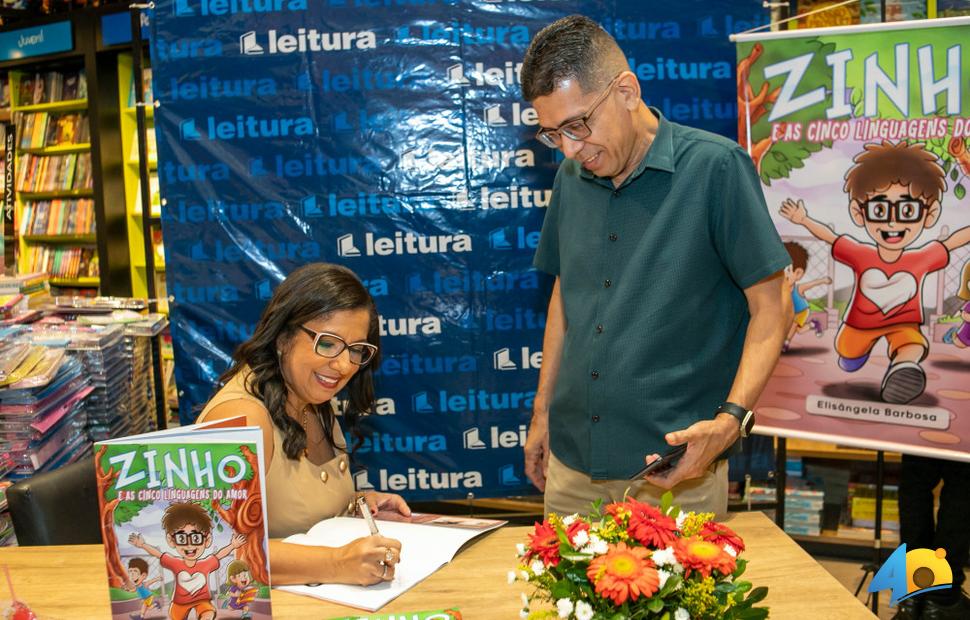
left=218, top=263, right=380, bottom=460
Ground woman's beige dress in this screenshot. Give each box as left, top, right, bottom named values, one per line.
left=198, top=368, right=355, bottom=538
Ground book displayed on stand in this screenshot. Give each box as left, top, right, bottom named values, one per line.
left=10, top=66, right=99, bottom=294
left=95, top=419, right=272, bottom=620
left=279, top=514, right=505, bottom=611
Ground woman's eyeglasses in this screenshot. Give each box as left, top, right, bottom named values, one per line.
left=299, top=326, right=378, bottom=366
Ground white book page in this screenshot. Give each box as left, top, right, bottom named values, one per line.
left=276, top=516, right=503, bottom=611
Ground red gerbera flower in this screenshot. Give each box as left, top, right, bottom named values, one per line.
left=587, top=542, right=660, bottom=606
left=673, top=535, right=737, bottom=578
left=624, top=499, right=677, bottom=549
left=699, top=520, right=746, bottom=555
left=525, top=520, right=561, bottom=567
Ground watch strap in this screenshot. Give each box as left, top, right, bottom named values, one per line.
left=716, top=402, right=755, bottom=438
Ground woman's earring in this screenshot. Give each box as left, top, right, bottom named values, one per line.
left=276, top=349, right=282, bottom=358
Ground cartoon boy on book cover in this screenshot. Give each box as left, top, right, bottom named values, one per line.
left=780, top=141, right=970, bottom=404
left=124, top=557, right=162, bottom=620
left=128, top=502, right=246, bottom=620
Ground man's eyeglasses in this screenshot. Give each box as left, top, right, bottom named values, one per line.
left=299, top=326, right=378, bottom=366
left=535, top=74, right=622, bottom=149
left=172, top=530, right=205, bottom=545
left=863, top=198, right=927, bottom=223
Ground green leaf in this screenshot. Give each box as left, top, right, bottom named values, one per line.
left=733, top=558, right=748, bottom=579
left=955, top=183, right=966, bottom=200
left=660, top=574, right=683, bottom=596
left=734, top=581, right=753, bottom=594
left=943, top=159, right=952, bottom=174
left=660, top=491, right=674, bottom=515
left=559, top=548, right=593, bottom=563
left=647, top=597, right=664, bottom=613
left=716, top=581, right=737, bottom=593
left=952, top=168, right=960, bottom=182
left=736, top=607, right=770, bottom=620
left=549, top=579, right=573, bottom=599
left=746, top=586, right=769, bottom=605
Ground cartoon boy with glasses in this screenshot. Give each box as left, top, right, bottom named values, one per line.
left=780, top=140, right=970, bottom=404
left=129, top=502, right=246, bottom=620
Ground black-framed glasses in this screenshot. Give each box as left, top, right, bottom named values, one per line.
left=172, top=530, right=205, bottom=545
left=299, top=326, right=378, bottom=366
left=863, top=198, right=926, bottom=223
left=535, top=74, right=622, bottom=149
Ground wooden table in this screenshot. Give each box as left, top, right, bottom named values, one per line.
left=0, top=511, right=873, bottom=619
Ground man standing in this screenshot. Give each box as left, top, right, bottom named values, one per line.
left=521, top=15, right=791, bottom=516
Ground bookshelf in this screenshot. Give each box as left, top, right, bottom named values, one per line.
left=10, top=66, right=101, bottom=290
left=0, top=12, right=133, bottom=297
left=117, top=52, right=165, bottom=312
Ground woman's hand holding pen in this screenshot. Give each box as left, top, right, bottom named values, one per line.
left=339, top=535, right=403, bottom=585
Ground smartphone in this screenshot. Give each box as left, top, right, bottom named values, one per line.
left=629, top=444, right=688, bottom=479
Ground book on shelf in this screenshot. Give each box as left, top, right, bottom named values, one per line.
left=127, top=67, right=154, bottom=108
left=15, top=153, right=93, bottom=193
left=16, top=70, right=86, bottom=106
left=95, top=418, right=272, bottom=620
left=129, top=127, right=157, bottom=163
left=25, top=246, right=99, bottom=279
left=16, top=112, right=90, bottom=148
left=134, top=175, right=161, bottom=216
left=20, top=199, right=95, bottom=235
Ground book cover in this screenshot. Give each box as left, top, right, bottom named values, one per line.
left=95, top=423, right=273, bottom=620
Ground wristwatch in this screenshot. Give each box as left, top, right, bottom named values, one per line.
left=716, top=402, right=755, bottom=438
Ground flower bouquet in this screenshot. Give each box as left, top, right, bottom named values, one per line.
left=512, top=493, right=769, bottom=620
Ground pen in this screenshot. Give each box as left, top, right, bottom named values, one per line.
left=357, top=496, right=380, bottom=536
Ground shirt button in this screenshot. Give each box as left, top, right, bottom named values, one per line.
left=320, top=471, right=329, bottom=483
left=338, top=459, right=347, bottom=472
left=609, top=233, right=617, bottom=241
left=591, top=370, right=599, bottom=379
left=592, top=415, right=601, bottom=423
left=596, top=324, right=603, bottom=333
left=612, top=190, right=620, bottom=197
left=604, top=279, right=612, bottom=288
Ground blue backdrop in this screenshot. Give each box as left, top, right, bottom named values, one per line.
left=150, top=0, right=768, bottom=499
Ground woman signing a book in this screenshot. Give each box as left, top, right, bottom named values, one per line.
left=197, top=262, right=410, bottom=585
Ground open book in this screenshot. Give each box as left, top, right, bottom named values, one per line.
left=277, top=513, right=506, bottom=611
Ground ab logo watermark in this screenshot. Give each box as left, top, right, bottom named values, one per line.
left=869, top=544, right=953, bottom=606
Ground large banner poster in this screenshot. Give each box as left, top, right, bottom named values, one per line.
left=149, top=1, right=769, bottom=499
left=735, top=17, right=970, bottom=461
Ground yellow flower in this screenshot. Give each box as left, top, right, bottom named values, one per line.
left=680, top=576, right=720, bottom=619
left=680, top=511, right=716, bottom=537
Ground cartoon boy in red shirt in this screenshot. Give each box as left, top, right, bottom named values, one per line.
left=129, top=502, right=246, bottom=620
left=781, top=141, right=970, bottom=403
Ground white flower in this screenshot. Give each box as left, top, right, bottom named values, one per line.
left=563, top=514, right=577, bottom=526
left=521, top=592, right=530, bottom=606
left=723, top=544, right=737, bottom=557
left=531, top=560, right=545, bottom=576
left=507, top=570, right=517, bottom=584
left=651, top=546, right=684, bottom=574
left=556, top=598, right=574, bottom=618
left=571, top=529, right=589, bottom=547
left=520, top=610, right=529, bottom=619
left=586, top=533, right=608, bottom=555
left=674, top=608, right=691, bottom=620
left=675, top=511, right=688, bottom=529
left=516, top=543, right=527, bottom=557
left=657, top=568, right=671, bottom=590
left=520, top=570, right=530, bottom=581
left=575, top=600, right=594, bottom=620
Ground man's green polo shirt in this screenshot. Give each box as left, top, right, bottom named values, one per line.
left=533, top=109, right=790, bottom=480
